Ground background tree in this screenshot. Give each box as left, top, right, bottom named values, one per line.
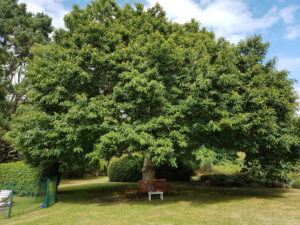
left=7, top=0, right=300, bottom=181
left=0, top=0, right=53, bottom=162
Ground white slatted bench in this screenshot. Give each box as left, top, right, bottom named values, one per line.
left=148, top=191, right=164, bottom=201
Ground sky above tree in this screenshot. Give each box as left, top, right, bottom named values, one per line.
left=19, top=0, right=300, bottom=92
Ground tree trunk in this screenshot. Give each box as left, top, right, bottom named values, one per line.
left=0, top=139, right=19, bottom=163
left=142, top=155, right=156, bottom=180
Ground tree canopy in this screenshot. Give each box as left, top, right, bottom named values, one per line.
left=6, top=0, right=300, bottom=181
left=0, top=0, right=53, bottom=162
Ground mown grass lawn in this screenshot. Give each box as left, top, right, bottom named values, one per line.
left=2, top=178, right=300, bottom=225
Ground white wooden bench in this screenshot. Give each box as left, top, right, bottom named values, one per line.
left=148, top=191, right=164, bottom=201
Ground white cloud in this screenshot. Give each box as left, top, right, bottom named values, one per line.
left=278, top=57, right=300, bottom=114
left=19, top=0, right=69, bottom=28
left=17, top=0, right=300, bottom=43
left=284, top=26, right=300, bottom=40
left=294, top=87, right=300, bottom=98
left=278, top=57, right=300, bottom=73
left=147, top=0, right=201, bottom=23
left=293, top=87, right=300, bottom=115
left=146, top=0, right=297, bottom=43
left=279, top=5, right=299, bottom=24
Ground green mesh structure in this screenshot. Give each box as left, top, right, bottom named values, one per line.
left=0, top=178, right=58, bottom=220
left=41, top=178, right=58, bottom=208
left=0, top=185, right=14, bottom=219
left=0, top=178, right=57, bottom=221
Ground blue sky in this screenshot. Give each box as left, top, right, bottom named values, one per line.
left=20, top=0, right=300, bottom=92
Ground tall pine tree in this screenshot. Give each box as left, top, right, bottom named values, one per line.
left=0, top=0, right=53, bottom=162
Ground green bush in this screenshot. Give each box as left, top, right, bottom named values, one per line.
left=108, top=155, right=143, bottom=182
left=0, top=161, right=42, bottom=196
left=199, top=174, right=266, bottom=187
left=292, top=180, right=300, bottom=189
left=290, top=162, right=300, bottom=188
left=211, top=164, right=242, bottom=175
left=156, top=160, right=195, bottom=181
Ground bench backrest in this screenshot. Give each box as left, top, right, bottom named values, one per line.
left=0, top=190, right=12, bottom=202
left=138, top=179, right=168, bottom=192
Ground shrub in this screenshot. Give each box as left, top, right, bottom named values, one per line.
left=292, top=180, right=300, bottom=189
left=211, top=164, right=242, bottom=175
left=156, top=160, right=195, bottom=181
left=98, top=159, right=108, bottom=174
left=0, top=161, right=42, bottom=196
left=61, top=158, right=99, bottom=179
left=108, top=155, right=142, bottom=182
left=199, top=174, right=266, bottom=187
left=290, top=162, right=300, bottom=188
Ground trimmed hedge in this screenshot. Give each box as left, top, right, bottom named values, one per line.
left=0, top=161, right=42, bottom=196
left=108, top=155, right=143, bottom=182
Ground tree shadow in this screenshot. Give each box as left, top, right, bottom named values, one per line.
left=57, top=182, right=289, bottom=207
left=1, top=196, right=43, bottom=220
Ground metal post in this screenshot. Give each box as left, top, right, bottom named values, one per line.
left=54, top=178, right=58, bottom=203
left=8, top=184, right=14, bottom=218
left=45, top=179, right=49, bottom=207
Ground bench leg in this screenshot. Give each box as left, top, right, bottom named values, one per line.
left=160, top=193, right=163, bottom=200
left=148, top=193, right=151, bottom=201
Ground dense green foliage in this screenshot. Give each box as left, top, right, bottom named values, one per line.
left=108, top=155, right=142, bottom=182
left=0, top=0, right=53, bottom=163
left=199, top=174, right=266, bottom=187
left=290, top=161, right=300, bottom=188
left=156, top=160, right=195, bottom=181
left=0, top=72, right=8, bottom=138
left=0, top=0, right=52, bottom=107
left=292, top=180, right=300, bottom=188
left=0, top=161, right=42, bottom=196
left=6, top=0, right=300, bottom=182
left=62, top=159, right=104, bottom=178
left=108, top=155, right=194, bottom=182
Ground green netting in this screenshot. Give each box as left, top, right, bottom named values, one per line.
left=41, top=178, right=57, bottom=208
left=0, top=204, right=12, bottom=219
left=0, top=178, right=57, bottom=220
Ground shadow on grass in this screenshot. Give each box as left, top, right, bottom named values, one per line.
left=4, top=182, right=291, bottom=220
left=0, top=196, right=43, bottom=221
left=57, top=182, right=289, bottom=207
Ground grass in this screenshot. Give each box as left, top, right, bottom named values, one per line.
left=211, top=164, right=242, bottom=175
left=2, top=178, right=300, bottom=225
left=59, top=176, right=109, bottom=186
left=192, top=164, right=242, bottom=181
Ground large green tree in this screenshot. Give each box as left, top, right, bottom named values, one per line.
left=7, top=0, right=300, bottom=181
left=0, top=0, right=53, bottom=162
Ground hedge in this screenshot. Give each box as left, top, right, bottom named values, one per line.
left=108, top=155, right=143, bottom=182
left=0, top=161, right=42, bottom=196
